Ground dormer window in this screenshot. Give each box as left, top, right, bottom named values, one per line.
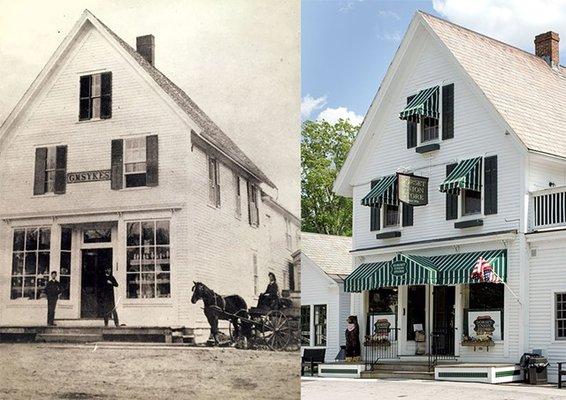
left=79, top=72, right=112, bottom=120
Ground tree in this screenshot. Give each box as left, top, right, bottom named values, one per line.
left=301, top=119, right=358, bottom=236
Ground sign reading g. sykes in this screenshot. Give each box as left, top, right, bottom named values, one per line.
left=67, top=169, right=111, bottom=184
left=397, top=173, right=428, bottom=206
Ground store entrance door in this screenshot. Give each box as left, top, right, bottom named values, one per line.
left=81, top=249, right=112, bottom=318
left=432, top=285, right=455, bottom=356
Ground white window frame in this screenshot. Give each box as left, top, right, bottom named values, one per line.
left=382, top=203, right=401, bottom=228
left=313, top=304, right=328, bottom=347
left=556, top=292, right=566, bottom=340
left=123, top=136, right=147, bottom=188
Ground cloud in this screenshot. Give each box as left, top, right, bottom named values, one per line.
left=376, top=30, right=403, bottom=42
left=338, top=1, right=362, bottom=13
left=433, top=0, right=566, bottom=54
left=316, top=107, right=364, bottom=125
left=377, top=10, right=401, bottom=21
left=301, top=94, right=327, bottom=119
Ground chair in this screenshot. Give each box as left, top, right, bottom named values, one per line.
left=301, top=348, right=326, bottom=376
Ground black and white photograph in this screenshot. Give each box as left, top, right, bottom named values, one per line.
left=0, top=1, right=300, bottom=399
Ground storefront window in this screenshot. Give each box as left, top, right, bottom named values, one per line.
left=368, top=288, right=397, bottom=314
left=59, top=227, right=72, bottom=300
left=468, top=283, right=504, bottom=310
left=126, top=220, right=171, bottom=299
left=11, top=227, right=51, bottom=300
left=314, top=304, right=327, bottom=346
left=301, top=305, right=311, bottom=346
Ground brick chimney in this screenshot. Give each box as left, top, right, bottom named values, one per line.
left=136, top=35, right=155, bottom=66
left=534, top=31, right=560, bottom=67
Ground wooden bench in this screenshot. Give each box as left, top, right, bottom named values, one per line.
left=559, top=362, right=566, bottom=388
left=301, top=348, right=326, bottom=376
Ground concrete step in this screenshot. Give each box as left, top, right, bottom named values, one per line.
left=375, top=363, right=430, bottom=372
left=361, top=370, right=435, bottom=380
left=36, top=333, right=103, bottom=343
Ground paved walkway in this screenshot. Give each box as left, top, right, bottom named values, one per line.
left=302, top=378, right=566, bottom=400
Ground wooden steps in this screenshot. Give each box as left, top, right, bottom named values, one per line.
left=361, top=362, right=435, bottom=380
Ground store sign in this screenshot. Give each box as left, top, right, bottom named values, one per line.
left=390, top=260, right=407, bottom=276
left=398, top=173, right=429, bottom=206
left=67, top=169, right=111, bottom=184
left=467, top=310, right=502, bottom=341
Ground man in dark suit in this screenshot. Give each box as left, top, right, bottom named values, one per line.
left=44, top=271, right=62, bottom=326
left=101, top=266, right=119, bottom=327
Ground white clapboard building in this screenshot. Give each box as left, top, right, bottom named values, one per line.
left=0, top=10, right=300, bottom=340
left=334, top=12, right=566, bottom=381
left=301, top=233, right=352, bottom=362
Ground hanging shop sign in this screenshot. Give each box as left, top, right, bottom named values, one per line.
left=467, top=310, right=502, bottom=341
left=390, top=260, right=407, bottom=276
left=67, top=169, right=111, bottom=184
left=397, top=173, right=429, bottom=206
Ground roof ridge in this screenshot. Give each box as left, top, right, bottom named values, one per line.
left=417, top=10, right=565, bottom=69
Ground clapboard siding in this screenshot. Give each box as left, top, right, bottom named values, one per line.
left=528, top=241, right=566, bottom=383
left=351, top=34, right=521, bottom=250
left=528, top=155, right=566, bottom=192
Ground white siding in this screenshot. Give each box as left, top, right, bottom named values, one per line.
left=528, top=155, right=566, bottom=192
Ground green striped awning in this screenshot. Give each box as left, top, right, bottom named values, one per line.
left=361, top=175, right=398, bottom=207
left=344, top=250, right=507, bottom=292
left=399, top=86, right=440, bottom=121
left=344, top=253, right=438, bottom=293
left=439, top=157, right=482, bottom=194
left=432, top=249, right=507, bottom=285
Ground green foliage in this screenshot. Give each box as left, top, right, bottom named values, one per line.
left=301, top=119, right=358, bottom=236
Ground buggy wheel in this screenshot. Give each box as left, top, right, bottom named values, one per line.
left=262, top=310, right=291, bottom=351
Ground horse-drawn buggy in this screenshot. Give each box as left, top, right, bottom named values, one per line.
left=191, top=281, right=299, bottom=351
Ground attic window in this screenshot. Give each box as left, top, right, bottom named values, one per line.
left=79, top=72, right=112, bottom=120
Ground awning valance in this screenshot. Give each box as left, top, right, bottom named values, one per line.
left=432, top=249, right=507, bottom=285
left=439, top=157, right=482, bottom=194
left=344, top=250, right=507, bottom=292
left=361, top=175, right=398, bottom=207
left=399, top=86, right=440, bottom=121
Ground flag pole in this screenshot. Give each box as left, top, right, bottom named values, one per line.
left=494, top=271, right=522, bottom=306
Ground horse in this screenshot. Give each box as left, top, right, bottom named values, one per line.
left=191, top=281, right=249, bottom=345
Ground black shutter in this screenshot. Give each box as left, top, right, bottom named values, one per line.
left=54, top=145, right=67, bottom=194
left=442, top=84, right=454, bottom=140
left=79, top=75, right=92, bottom=120
left=402, top=203, right=414, bottom=227
left=111, top=139, right=123, bottom=190
left=33, top=147, right=47, bottom=195
left=369, top=180, right=380, bottom=231
left=247, top=181, right=252, bottom=225
left=146, top=135, right=159, bottom=187
left=484, top=155, right=498, bottom=215
left=406, top=95, right=417, bottom=148
left=100, top=72, right=112, bottom=119
left=445, top=163, right=459, bottom=220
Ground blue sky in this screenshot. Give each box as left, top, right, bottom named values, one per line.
left=302, top=0, right=566, bottom=124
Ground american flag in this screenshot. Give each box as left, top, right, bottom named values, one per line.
left=470, top=257, right=501, bottom=283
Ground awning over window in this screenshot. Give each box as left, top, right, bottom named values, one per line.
left=399, top=86, right=440, bottom=121
left=439, top=157, right=482, bottom=194
left=432, top=250, right=507, bottom=285
left=344, top=253, right=439, bottom=292
left=361, top=175, right=398, bottom=207
left=344, top=250, right=507, bottom=292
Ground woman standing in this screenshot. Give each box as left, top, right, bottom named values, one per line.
left=345, top=315, right=361, bottom=363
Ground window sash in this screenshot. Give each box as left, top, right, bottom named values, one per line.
left=208, top=158, right=220, bottom=207
left=462, top=189, right=482, bottom=216
left=421, top=117, right=439, bottom=142
left=314, top=304, right=327, bottom=346
left=383, top=204, right=400, bottom=227
left=557, top=293, right=566, bottom=339
left=11, top=227, right=51, bottom=300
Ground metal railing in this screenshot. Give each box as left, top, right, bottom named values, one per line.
left=363, top=328, right=400, bottom=371
left=530, top=186, right=566, bottom=230
left=428, top=327, right=457, bottom=371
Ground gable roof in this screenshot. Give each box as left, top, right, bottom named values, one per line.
left=301, top=232, right=352, bottom=279
left=335, top=11, right=566, bottom=195
left=0, top=10, right=275, bottom=189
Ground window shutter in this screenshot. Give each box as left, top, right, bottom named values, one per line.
left=406, top=95, right=417, bottom=148
left=484, top=155, right=498, bottom=215
left=54, top=145, right=67, bottom=194
left=111, top=139, right=123, bottom=190
left=369, top=180, right=380, bottom=231
left=446, top=163, right=458, bottom=220
left=145, top=135, right=159, bottom=187
left=442, top=83, right=454, bottom=140
left=247, top=181, right=253, bottom=225
left=100, top=72, right=112, bottom=119
left=79, top=75, right=92, bottom=120
left=33, top=147, right=48, bottom=195
left=402, top=203, right=414, bottom=227
left=215, top=161, right=221, bottom=207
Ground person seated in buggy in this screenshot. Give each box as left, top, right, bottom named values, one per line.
left=257, top=272, right=279, bottom=310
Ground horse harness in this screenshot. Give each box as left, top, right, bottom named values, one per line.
left=204, top=291, right=226, bottom=315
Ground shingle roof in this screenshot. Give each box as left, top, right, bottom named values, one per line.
left=301, top=232, right=352, bottom=278
left=420, top=11, right=566, bottom=158
left=94, top=15, right=276, bottom=188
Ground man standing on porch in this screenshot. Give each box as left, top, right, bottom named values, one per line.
left=44, top=271, right=62, bottom=326
left=101, top=267, right=119, bottom=327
